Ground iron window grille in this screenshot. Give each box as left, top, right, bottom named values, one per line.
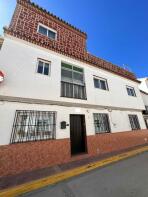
left=128, top=115, right=141, bottom=130
left=93, top=113, right=110, bottom=134
left=126, top=86, right=136, bottom=97
left=10, top=110, right=56, bottom=144
left=93, top=77, right=109, bottom=90
left=61, top=62, right=87, bottom=99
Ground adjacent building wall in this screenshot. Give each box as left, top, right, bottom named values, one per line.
left=141, top=92, right=148, bottom=106
left=139, top=78, right=148, bottom=94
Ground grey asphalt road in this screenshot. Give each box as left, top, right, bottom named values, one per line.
left=21, top=152, right=148, bottom=197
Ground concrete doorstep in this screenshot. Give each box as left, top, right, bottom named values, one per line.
left=0, top=145, right=148, bottom=197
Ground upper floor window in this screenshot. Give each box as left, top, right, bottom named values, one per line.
left=126, top=86, right=136, bottom=97
left=0, top=37, right=4, bottom=50
left=38, top=24, right=57, bottom=40
left=61, top=63, right=84, bottom=85
left=128, top=114, right=140, bottom=130
left=37, top=59, right=51, bottom=76
left=93, top=113, right=110, bottom=134
left=94, top=77, right=108, bottom=91
left=61, top=62, right=86, bottom=99
left=10, top=110, right=56, bottom=143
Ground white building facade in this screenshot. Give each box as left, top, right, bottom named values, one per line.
left=139, top=78, right=148, bottom=93
left=0, top=0, right=147, bottom=177
left=0, top=35, right=146, bottom=145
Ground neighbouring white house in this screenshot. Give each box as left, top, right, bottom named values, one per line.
left=139, top=78, right=148, bottom=93
left=139, top=78, right=148, bottom=129
left=0, top=0, right=148, bottom=177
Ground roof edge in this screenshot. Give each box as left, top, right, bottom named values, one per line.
left=140, top=90, right=148, bottom=95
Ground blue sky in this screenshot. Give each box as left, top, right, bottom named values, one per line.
left=0, top=0, right=148, bottom=78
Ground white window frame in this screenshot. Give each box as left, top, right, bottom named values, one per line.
left=93, top=113, right=111, bottom=134
left=126, top=86, right=136, bottom=97
left=61, top=62, right=85, bottom=85
left=93, top=76, right=109, bottom=91
left=128, top=114, right=140, bottom=130
left=37, top=23, right=57, bottom=40
left=36, top=58, right=51, bottom=76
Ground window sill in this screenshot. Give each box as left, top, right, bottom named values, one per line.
left=37, top=32, right=57, bottom=41
left=10, top=138, right=55, bottom=144
left=128, top=95, right=137, bottom=98
left=95, top=131, right=111, bottom=135
left=35, top=73, right=50, bottom=77
left=94, top=87, right=109, bottom=92
left=60, top=96, right=87, bottom=100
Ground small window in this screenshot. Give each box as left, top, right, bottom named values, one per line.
left=0, top=37, right=4, bottom=50
left=93, top=113, right=110, bottom=134
left=94, top=77, right=108, bottom=90
left=128, top=115, right=140, bottom=130
left=38, top=24, right=57, bottom=40
left=38, top=25, right=47, bottom=36
left=145, top=106, right=148, bottom=111
left=37, top=59, right=51, bottom=76
left=126, top=86, right=136, bottom=97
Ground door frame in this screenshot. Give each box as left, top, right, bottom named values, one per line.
left=70, top=114, right=87, bottom=156
left=144, top=117, right=148, bottom=129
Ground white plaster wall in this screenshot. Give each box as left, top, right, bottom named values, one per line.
left=0, top=101, right=146, bottom=145
left=141, top=92, right=148, bottom=106
left=0, top=36, right=145, bottom=110
left=139, top=78, right=148, bottom=93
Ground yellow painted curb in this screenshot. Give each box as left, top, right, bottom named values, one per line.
left=0, top=146, right=148, bottom=197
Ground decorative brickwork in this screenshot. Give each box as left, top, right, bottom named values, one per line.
left=87, top=130, right=148, bottom=155
left=0, top=139, right=71, bottom=177
left=0, top=130, right=148, bottom=177
left=4, top=0, right=138, bottom=82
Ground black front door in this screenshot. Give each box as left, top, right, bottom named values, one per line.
left=144, top=118, right=148, bottom=129
left=70, top=115, right=87, bottom=155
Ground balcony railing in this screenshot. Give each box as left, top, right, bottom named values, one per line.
left=61, top=81, right=87, bottom=100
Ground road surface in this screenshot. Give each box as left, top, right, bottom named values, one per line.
left=21, top=152, right=148, bottom=197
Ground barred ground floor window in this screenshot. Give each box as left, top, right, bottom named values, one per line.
left=10, top=110, right=56, bottom=143
left=93, top=113, right=110, bottom=134
left=128, top=114, right=141, bottom=130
